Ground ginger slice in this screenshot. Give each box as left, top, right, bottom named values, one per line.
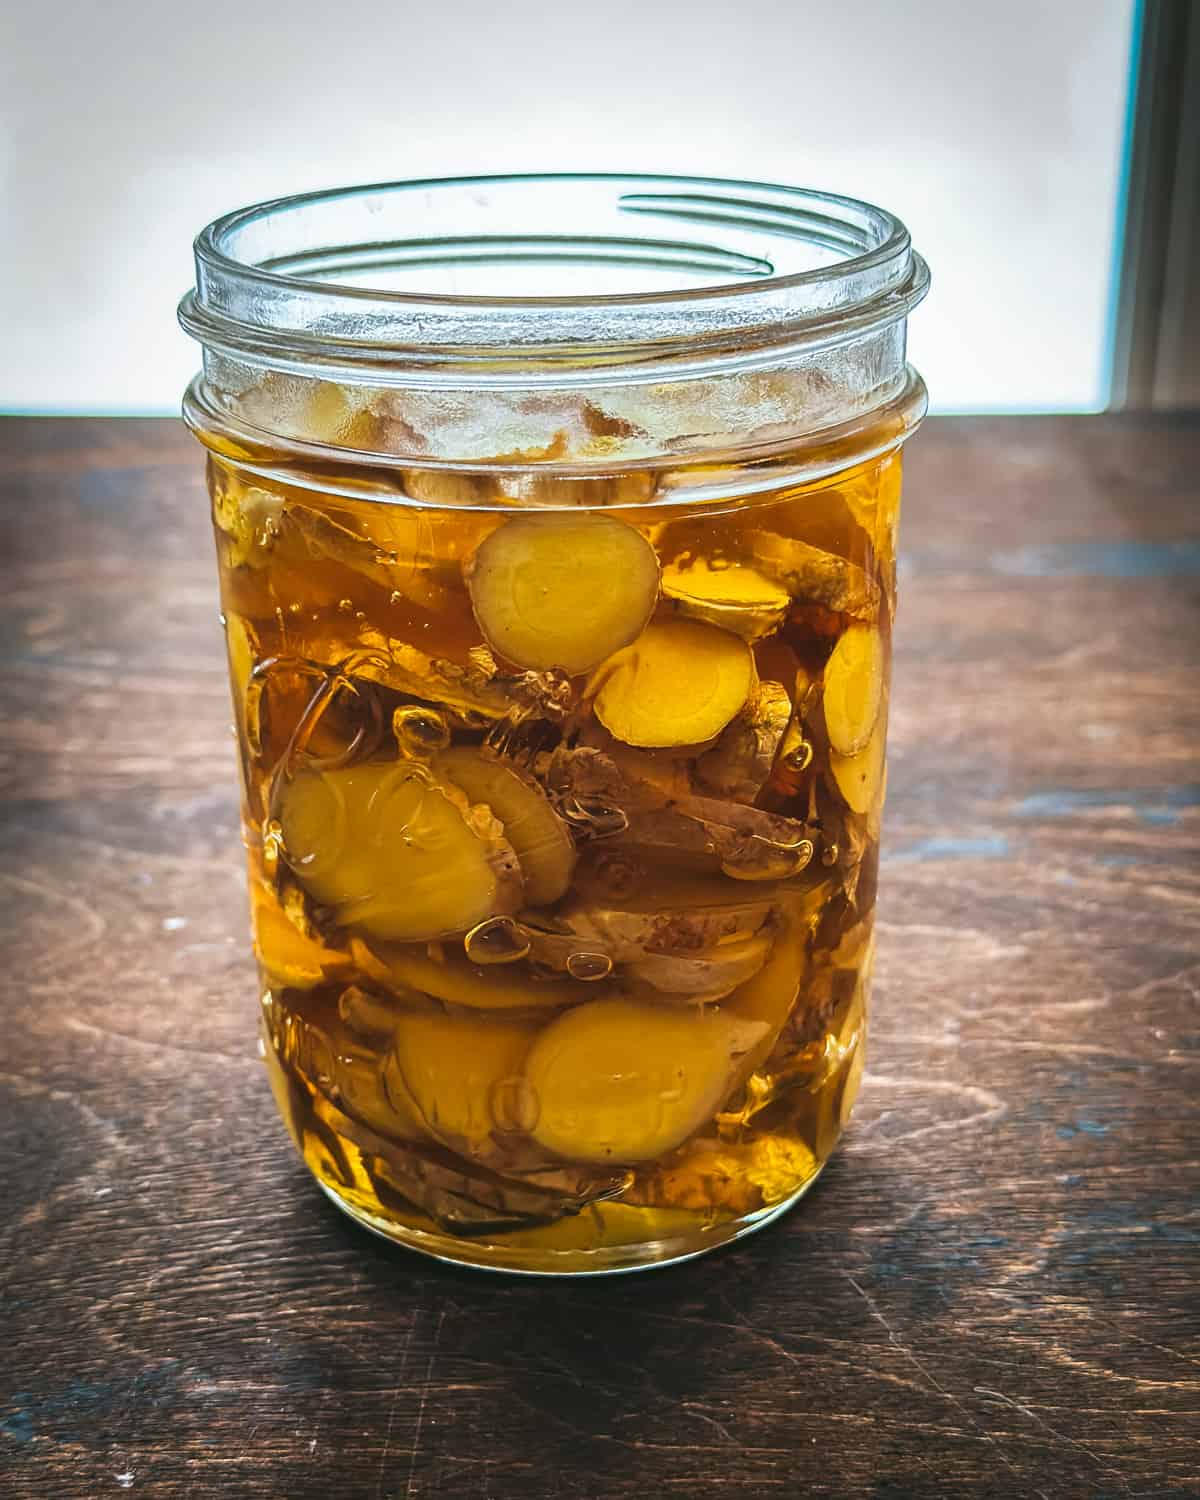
left=337, top=984, right=412, bottom=1043
left=384, top=642, right=516, bottom=725
left=823, top=623, right=883, bottom=755
left=629, top=930, right=773, bottom=1003
left=545, top=743, right=812, bottom=879
left=466, top=513, right=659, bottom=673
left=591, top=619, right=754, bottom=748
left=301, top=380, right=381, bottom=448
left=696, top=681, right=793, bottom=802
left=561, top=876, right=778, bottom=961
left=523, top=999, right=769, bottom=1163
left=250, top=881, right=346, bottom=991
left=751, top=532, right=879, bottom=619
left=333, top=1044, right=430, bottom=1143
left=495, top=1201, right=705, bottom=1252
left=632, top=1133, right=819, bottom=1215
left=392, top=1009, right=541, bottom=1154
left=653, top=793, right=815, bottom=882
left=286, top=503, right=458, bottom=617
left=353, top=937, right=584, bottom=1011
left=402, top=469, right=499, bottom=506
left=661, top=557, right=789, bottom=642
left=210, top=468, right=284, bottom=569
left=436, top=747, right=575, bottom=907
left=224, top=611, right=257, bottom=731
left=571, top=723, right=696, bottom=798
left=277, top=763, right=522, bottom=941
left=720, top=897, right=826, bottom=1085
left=830, top=720, right=886, bottom=815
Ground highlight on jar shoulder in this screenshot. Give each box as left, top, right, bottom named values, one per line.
left=180, top=174, right=928, bottom=1274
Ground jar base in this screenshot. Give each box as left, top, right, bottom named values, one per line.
left=316, top=1166, right=828, bottom=1277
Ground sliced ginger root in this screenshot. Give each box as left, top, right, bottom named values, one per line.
left=393, top=1009, right=541, bottom=1154
left=830, top=719, right=886, bottom=815
left=333, top=1044, right=431, bottom=1144
left=591, top=619, right=754, bottom=748
left=561, top=874, right=778, bottom=961
left=224, top=611, right=257, bottom=730
left=250, top=881, right=345, bottom=991
left=696, top=680, right=793, bottom=802
left=823, top=624, right=883, bottom=755
left=496, top=1200, right=706, bottom=1253
left=353, top=937, right=584, bottom=1011
left=721, top=908, right=809, bottom=1083
left=522, top=998, right=769, bottom=1163
left=661, top=557, right=789, bottom=641
left=466, top=513, right=659, bottom=674
left=629, top=930, right=773, bottom=1003
left=278, top=763, right=522, bottom=941
left=632, top=1133, right=819, bottom=1215
left=301, top=380, right=381, bottom=448
left=436, top=747, right=575, bottom=907
left=210, top=467, right=284, bottom=569
left=751, top=532, right=879, bottom=619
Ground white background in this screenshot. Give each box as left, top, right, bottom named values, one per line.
left=0, top=0, right=1135, bottom=414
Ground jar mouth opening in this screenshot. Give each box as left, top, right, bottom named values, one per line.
left=180, top=173, right=928, bottom=376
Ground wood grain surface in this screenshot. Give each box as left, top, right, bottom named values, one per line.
left=1, top=415, right=1197, bottom=1499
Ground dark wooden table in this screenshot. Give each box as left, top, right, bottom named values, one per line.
left=1, top=415, right=1197, bottom=1499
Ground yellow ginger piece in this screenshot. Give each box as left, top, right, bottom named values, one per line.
left=277, top=763, right=522, bottom=941
left=823, top=624, right=883, bottom=755
left=591, top=619, right=754, bottom=748
left=436, top=747, right=575, bottom=907
left=392, top=1009, right=541, bottom=1154
left=661, top=557, right=789, bottom=641
left=719, top=887, right=838, bottom=1087
left=830, top=720, right=886, bottom=815
left=224, top=611, right=256, bottom=729
left=721, top=911, right=808, bottom=1083
left=352, top=937, right=584, bottom=1012
left=466, top=513, right=659, bottom=673
left=250, top=881, right=345, bottom=991
left=638, top=1133, right=819, bottom=1215
left=494, top=1201, right=706, bottom=1252
left=523, top=998, right=769, bottom=1164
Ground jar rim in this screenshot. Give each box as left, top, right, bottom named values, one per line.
left=179, top=173, right=928, bottom=379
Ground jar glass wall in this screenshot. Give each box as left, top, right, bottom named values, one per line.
left=180, top=175, right=928, bottom=1273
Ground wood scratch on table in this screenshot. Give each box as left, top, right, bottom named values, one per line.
left=376, top=1382, right=403, bottom=1500
left=974, top=1387, right=1131, bottom=1493
left=680, top=1402, right=735, bottom=1444
left=844, top=1275, right=1048, bottom=1499
left=405, top=1306, right=447, bottom=1499
left=64, top=1015, right=254, bottom=1067
left=853, top=1074, right=1008, bottom=1142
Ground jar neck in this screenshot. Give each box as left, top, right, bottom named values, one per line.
left=180, top=174, right=928, bottom=484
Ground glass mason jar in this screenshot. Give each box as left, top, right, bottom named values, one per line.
left=179, top=175, right=928, bottom=1274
